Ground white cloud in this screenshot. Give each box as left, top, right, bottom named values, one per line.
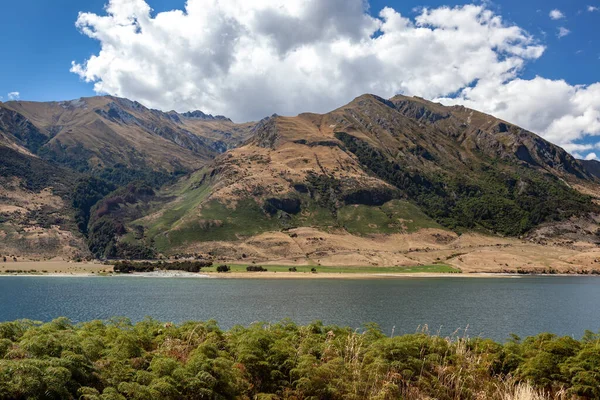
left=7, top=92, right=20, bottom=100
left=71, top=1, right=544, bottom=122
left=557, top=27, right=571, bottom=38
left=585, top=152, right=598, bottom=161
left=70, top=0, right=600, bottom=155
left=549, top=9, right=565, bottom=19
left=588, top=6, right=599, bottom=12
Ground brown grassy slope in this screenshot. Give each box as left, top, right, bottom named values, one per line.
left=0, top=146, right=88, bottom=259
left=205, top=112, right=393, bottom=204
left=170, top=227, right=600, bottom=273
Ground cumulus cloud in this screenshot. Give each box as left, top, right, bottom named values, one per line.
left=557, top=27, right=571, bottom=38
left=71, top=0, right=600, bottom=157
left=588, top=6, right=599, bottom=12
left=70, top=1, right=544, bottom=122
left=7, top=92, right=20, bottom=100
left=585, top=152, right=598, bottom=161
left=549, top=9, right=565, bottom=19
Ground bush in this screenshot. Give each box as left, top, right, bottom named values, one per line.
left=113, top=260, right=212, bottom=273
left=0, top=318, right=597, bottom=399
left=246, top=265, right=268, bottom=272
left=217, top=265, right=231, bottom=273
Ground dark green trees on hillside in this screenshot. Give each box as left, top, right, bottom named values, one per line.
left=335, top=132, right=598, bottom=236
left=72, top=177, right=117, bottom=233
left=86, top=182, right=157, bottom=259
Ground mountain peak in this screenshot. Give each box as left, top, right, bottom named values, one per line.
left=181, top=110, right=232, bottom=122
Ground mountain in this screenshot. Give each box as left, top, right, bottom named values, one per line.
left=0, top=96, right=255, bottom=173
left=581, top=159, right=600, bottom=179
left=2, top=94, right=600, bottom=271
left=118, top=94, right=600, bottom=269
left=0, top=96, right=255, bottom=259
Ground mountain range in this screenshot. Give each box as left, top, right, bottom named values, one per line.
left=1, top=94, right=600, bottom=272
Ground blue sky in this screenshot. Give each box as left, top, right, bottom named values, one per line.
left=0, top=0, right=599, bottom=157
left=1, top=0, right=597, bottom=101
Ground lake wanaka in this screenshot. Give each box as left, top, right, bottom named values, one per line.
left=1, top=275, right=599, bottom=341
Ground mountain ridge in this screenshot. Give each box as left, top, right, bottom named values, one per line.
left=0, top=95, right=256, bottom=172
left=1, top=93, right=600, bottom=271
left=117, top=94, right=600, bottom=263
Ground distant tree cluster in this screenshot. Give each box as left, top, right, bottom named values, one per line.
left=112, top=260, right=213, bottom=273
left=216, top=265, right=231, bottom=273
left=246, top=265, right=268, bottom=272
left=1, top=318, right=599, bottom=399
left=85, top=182, right=158, bottom=260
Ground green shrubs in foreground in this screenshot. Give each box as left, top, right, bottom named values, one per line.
left=0, top=319, right=599, bottom=399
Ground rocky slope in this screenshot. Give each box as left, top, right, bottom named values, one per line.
left=0, top=96, right=255, bottom=172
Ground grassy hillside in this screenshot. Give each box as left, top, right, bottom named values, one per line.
left=0, top=146, right=89, bottom=258
left=1, top=318, right=599, bottom=399
left=128, top=168, right=444, bottom=254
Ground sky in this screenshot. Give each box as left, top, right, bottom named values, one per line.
left=0, top=0, right=599, bottom=159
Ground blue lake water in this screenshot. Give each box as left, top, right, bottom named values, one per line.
left=1, top=276, right=599, bottom=341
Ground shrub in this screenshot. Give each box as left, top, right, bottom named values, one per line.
left=217, top=265, right=231, bottom=273
left=113, top=260, right=212, bottom=273
left=246, top=265, right=268, bottom=272
left=0, top=319, right=595, bottom=400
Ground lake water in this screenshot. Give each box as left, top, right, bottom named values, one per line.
left=1, top=276, right=599, bottom=341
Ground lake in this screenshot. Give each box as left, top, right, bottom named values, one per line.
left=1, top=275, right=599, bottom=341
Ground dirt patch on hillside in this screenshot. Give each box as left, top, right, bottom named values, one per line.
left=0, top=178, right=88, bottom=259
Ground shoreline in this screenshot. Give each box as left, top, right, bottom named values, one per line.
left=1, top=271, right=598, bottom=279
left=2, top=261, right=599, bottom=279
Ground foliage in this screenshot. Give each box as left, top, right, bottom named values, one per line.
left=72, top=177, right=117, bottom=233
left=87, top=182, right=157, bottom=259
left=305, top=173, right=344, bottom=213
left=112, top=260, right=213, bottom=273
left=335, top=132, right=598, bottom=236
left=246, top=265, right=268, bottom=272
left=216, top=265, right=231, bottom=273
left=95, top=164, right=184, bottom=188
left=0, top=319, right=598, bottom=399
left=0, top=146, right=76, bottom=195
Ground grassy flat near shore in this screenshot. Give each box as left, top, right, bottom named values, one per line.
left=0, top=260, right=461, bottom=276
left=207, top=263, right=460, bottom=274
left=0, top=318, right=598, bottom=400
